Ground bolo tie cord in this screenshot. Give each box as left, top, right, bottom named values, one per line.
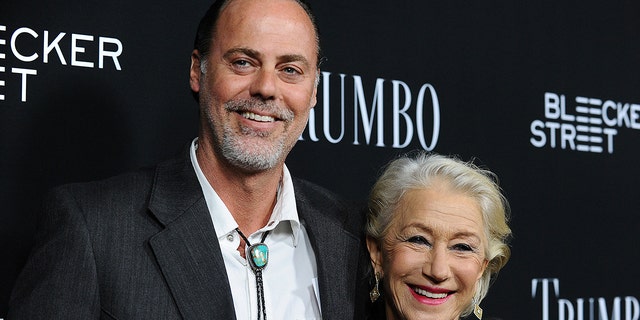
left=235, top=228, right=270, bottom=320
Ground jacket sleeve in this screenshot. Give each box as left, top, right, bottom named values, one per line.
left=8, top=186, right=101, bottom=319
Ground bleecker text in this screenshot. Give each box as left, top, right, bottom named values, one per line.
left=0, top=24, right=123, bottom=102
left=530, top=92, right=640, bottom=154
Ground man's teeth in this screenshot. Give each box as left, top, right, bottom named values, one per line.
left=242, top=112, right=275, bottom=122
left=413, top=287, right=448, bottom=299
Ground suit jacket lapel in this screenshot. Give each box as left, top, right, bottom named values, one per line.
left=295, top=182, right=361, bottom=320
left=143, top=155, right=362, bottom=319
left=147, top=155, right=237, bottom=319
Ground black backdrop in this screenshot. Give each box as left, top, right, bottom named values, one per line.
left=2, top=1, right=639, bottom=319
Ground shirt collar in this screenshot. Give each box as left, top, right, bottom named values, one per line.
left=189, top=138, right=302, bottom=246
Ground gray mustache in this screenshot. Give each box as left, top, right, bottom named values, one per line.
left=225, top=99, right=294, bottom=121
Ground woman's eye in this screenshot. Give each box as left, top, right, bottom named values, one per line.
left=452, top=243, right=473, bottom=252
left=407, top=236, right=430, bottom=246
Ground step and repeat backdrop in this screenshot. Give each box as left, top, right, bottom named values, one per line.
left=1, top=0, right=639, bottom=318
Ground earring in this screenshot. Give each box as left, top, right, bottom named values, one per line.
left=473, top=303, right=483, bottom=319
left=369, top=271, right=381, bottom=302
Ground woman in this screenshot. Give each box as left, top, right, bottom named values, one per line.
left=365, top=151, right=511, bottom=320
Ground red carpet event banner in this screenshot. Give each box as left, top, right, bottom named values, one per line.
left=1, top=0, right=639, bottom=319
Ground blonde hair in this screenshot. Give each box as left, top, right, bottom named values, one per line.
left=366, top=151, right=512, bottom=317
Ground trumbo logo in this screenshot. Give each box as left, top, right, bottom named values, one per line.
left=532, top=278, right=639, bottom=320
left=0, top=24, right=123, bottom=102
left=530, top=92, right=640, bottom=154
left=302, top=71, right=441, bottom=150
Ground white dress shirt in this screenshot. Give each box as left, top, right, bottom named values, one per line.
left=190, top=139, right=322, bottom=320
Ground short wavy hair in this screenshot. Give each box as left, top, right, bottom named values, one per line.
left=366, top=151, right=512, bottom=317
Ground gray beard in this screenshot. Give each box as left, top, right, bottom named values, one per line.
left=206, top=98, right=295, bottom=172
left=219, top=122, right=285, bottom=171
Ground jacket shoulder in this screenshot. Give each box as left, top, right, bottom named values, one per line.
left=47, top=166, right=156, bottom=207
left=292, top=177, right=365, bottom=236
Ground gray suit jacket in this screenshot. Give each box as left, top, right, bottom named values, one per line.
left=8, top=153, right=367, bottom=319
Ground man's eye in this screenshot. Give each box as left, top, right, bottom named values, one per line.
left=233, top=59, right=250, bottom=67
left=279, top=66, right=305, bottom=83
left=282, top=66, right=300, bottom=74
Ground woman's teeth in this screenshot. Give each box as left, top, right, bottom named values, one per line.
left=413, top=287, right=448, bottom=299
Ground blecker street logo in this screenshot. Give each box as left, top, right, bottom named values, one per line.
left=0, top=24, right=123, bottom=102
left=530, top=92, right=640, bottom=154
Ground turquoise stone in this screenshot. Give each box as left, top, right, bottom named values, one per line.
left=249, top=243, right=269, bottom=270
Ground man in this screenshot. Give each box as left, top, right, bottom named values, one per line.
left=8, top=0, right=367, bottom=319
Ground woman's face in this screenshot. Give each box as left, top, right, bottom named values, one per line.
left=367, top=185, right=488, bottom=320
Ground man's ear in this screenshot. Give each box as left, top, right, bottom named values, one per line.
left=190, top=49, right=202, bottom=93
left=366, top=235, right=383, bottom=273
left=309, top=68, right=320, bottom=108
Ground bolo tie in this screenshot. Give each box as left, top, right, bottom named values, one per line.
left=235, top=228, right=270, bottom=320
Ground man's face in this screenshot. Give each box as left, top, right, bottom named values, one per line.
left=190, top=0, right=319, bottom=172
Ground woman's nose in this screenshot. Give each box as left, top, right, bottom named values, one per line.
left=423, top=247, right=451, bottom=283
